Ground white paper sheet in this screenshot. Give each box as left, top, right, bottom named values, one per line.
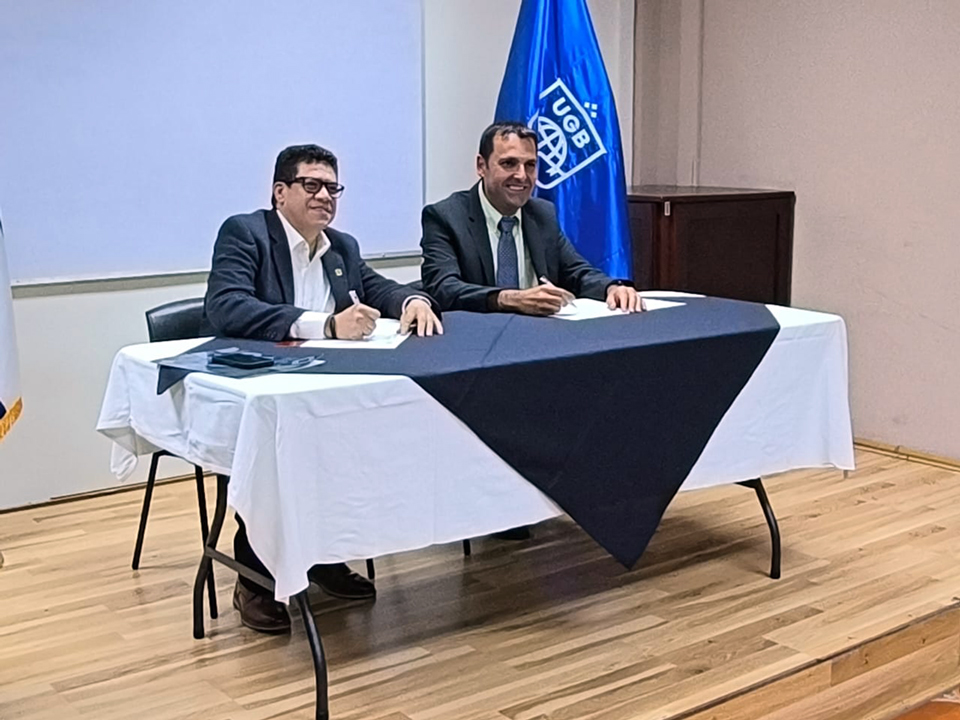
left=301, top=319, right=409, bottom=350
left=643, top=299, right=684, bottom=311
left=551, top=297, right=683, bottom=321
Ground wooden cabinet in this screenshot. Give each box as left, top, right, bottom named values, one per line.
left=627, top=186, right=795, bottom=305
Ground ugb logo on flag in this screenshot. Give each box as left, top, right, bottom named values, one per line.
left=530, top=79, right=606, bottom=190
left=495, top=0, right=632, bottom=279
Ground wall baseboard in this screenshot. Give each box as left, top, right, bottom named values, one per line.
left=855, top=438, right=960, bottom=472
left=0, top=471, right=203, bottom=516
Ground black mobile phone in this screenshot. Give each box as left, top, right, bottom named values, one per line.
left=208, top=350, right=274, bottom=369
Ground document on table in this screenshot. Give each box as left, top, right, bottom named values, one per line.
left=301, top=319, right=410, bottom=349
left=551, top=297, right=683, bottom=321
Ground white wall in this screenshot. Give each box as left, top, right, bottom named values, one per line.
left=1, top=279, right=209, bottom=508
left=637, top=0, right=960, bottom=458
left=0, top=0, right=634, bottom=509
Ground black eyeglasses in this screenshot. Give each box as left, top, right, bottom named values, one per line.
left=288, top=177, right=345, bottom=198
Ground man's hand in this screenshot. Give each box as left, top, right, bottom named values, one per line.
left=606, top=285, right=644, bottom=313
left=400, top=298, right=443, bottom=337
left=498, top=283, right=575, bottom=316
left=331, top=303, right=381, bottom=340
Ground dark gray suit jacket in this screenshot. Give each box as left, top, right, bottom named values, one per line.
left=203, top=209, right=433, bottom=341
left=420, top=183, right=614, bottom=312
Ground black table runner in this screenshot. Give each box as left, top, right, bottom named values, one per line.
left=158, top=297, right=780, bottom=568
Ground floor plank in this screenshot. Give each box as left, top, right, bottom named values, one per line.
left=2, top=448, right=960, bottom=719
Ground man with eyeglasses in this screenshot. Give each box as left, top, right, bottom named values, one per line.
left=203, top=144, right=442, bottom=634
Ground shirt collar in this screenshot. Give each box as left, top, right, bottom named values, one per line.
left=277, top=209, right=330, bottom=260
left=479, top=181, right=521, bottom=231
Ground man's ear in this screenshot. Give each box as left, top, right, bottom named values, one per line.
left=272, top=181, right=285, bottom=207
left=475, top=154, right=486, bottom=178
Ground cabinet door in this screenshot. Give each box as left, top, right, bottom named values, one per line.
left=671, top=198, right=793, bottom=304
left=627, top=200, right=657, bottom=289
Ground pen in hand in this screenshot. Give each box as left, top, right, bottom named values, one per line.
left=539, top=276, right=576, bottom=308
left=347, top=289, right=380, bottom=338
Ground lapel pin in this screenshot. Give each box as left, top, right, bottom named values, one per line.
left=335, top=268, right=343, bottom=276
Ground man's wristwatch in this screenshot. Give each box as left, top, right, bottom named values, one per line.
left=324, top=314, right=337, bottom=339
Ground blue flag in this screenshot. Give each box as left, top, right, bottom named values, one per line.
left=495, top=0, right=632, bottom=279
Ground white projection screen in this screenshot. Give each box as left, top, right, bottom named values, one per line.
left=0, top=1, right=423, bottom=284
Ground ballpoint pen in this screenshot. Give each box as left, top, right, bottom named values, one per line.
left=539, top=276, right=576, bottom=308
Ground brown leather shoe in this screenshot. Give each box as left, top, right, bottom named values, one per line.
left=307, top=563, right=376, bottom=600
left=233, top=581, right=291, bottom=634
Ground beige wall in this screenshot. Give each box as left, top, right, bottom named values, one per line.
left=635, top=0, right=960, bottom=457
left=633, top=0, right=703, bottom=185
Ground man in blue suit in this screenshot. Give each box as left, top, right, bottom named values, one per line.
left=420, top=121, right=641, bottom=316
left=205, top=145, right=441, bottom=342
left=204, top=144, right=442, bottom=634
left=420, top=122, right=641, bottom=541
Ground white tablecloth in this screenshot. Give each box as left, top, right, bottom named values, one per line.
left=98, top=297, right=854, bottom=601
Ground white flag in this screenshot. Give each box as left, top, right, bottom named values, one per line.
left=0, top=213, right=22, bottom=442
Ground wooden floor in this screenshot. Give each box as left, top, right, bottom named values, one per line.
left=3, top=448, right=960, bottom=720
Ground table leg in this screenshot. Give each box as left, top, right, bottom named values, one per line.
left=293, top=591, right=330, bottom=720
left=194, top=465, right=218, bottom=619
left=193, top=474, right=229, bottom=639
left=132, top=451, right=162, bottom=570
left=737, top=478, right=781, bottom=579
left=191, top=475, right=329, bottom=719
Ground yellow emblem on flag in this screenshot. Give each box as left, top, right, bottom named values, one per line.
left=0, top=397, right=22, bottom=441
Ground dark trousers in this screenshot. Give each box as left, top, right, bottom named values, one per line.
left=234, top=514, right=274, bottom=594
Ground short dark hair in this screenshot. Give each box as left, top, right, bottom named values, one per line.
left=271, top=144, right=339, bottom=207
left=478, top=121, right=538, bottom=161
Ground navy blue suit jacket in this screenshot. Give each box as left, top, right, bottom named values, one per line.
left=420, top=183, right=614, bottom=312
left=203, top=209, right=433, bottom=341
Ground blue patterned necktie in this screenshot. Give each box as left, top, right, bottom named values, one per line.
left=496, top=216, right=519, bottom=288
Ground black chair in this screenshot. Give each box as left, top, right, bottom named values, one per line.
left=132, top=298, right=218, bottom=616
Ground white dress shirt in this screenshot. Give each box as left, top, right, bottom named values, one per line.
left=278, top=210, right=335, bottom=340
left=479, top=182, right=536, bottom=290
left=281, top=212, right=430, bottom=339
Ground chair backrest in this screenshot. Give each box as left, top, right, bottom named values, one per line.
left=145, top=298, right=206, bottom=342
